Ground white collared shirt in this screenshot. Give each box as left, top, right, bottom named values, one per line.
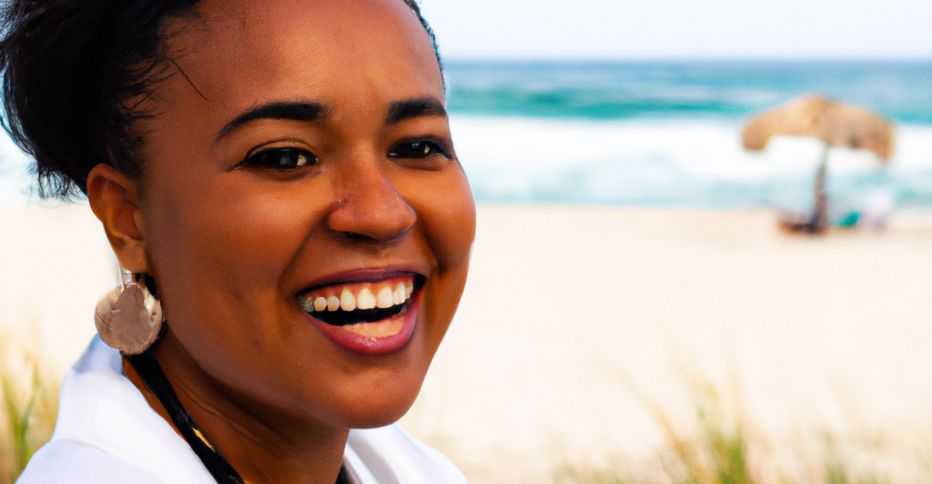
left=18, top=337, right=466, bottom=483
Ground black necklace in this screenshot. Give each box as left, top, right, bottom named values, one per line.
left=126, top=351, right=350, bottom=484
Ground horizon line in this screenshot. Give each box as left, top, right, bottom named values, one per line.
left=442, top=55, right=932, bottom=63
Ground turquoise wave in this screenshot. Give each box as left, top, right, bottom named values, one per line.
left=446, top=60, right=932, bottom=124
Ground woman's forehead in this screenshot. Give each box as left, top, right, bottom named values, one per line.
left=156, top=0, right=443, bottom=111
left=193, top=0, right=423, bottom=37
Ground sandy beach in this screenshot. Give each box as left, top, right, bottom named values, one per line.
left=3, top=203, right=932, bottom=482
left=406, top=205, right=932, bottom=482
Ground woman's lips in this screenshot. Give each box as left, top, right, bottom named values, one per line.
left=296, top=273, right=423, bottom=355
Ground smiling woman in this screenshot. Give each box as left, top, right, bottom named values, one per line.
left=1, top=0, right=474, bottom=483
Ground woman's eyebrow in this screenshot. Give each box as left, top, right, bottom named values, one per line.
left=215, top=101, right=330, bottom=142
left=385, top=97, right=447, bottom=125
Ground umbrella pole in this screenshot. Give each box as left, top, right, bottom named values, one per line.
left=810, top=142, right=830, bottom=233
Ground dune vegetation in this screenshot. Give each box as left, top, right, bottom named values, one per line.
left=553, top=378, right=919, bottom=484
left=0, top=334, right=58, bottom=483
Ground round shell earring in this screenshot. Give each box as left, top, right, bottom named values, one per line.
left=94, top=270, right=163, bottom=355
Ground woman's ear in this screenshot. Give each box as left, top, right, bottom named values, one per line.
left=86, top=163, right=148, bottom=273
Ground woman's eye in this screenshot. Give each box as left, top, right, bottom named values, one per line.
left=243, top=147, right=318, bottom=170
left=388, top=139, right=451, bottom=160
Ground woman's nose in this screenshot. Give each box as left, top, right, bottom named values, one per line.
left=326, top=162, right=417, bottom=243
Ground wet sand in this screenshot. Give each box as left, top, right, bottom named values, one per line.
left=3, top=204, right=932, bottom=482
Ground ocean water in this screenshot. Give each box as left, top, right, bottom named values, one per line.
left=446, top=60, right=932, bottom=209
left=2, top=60, right=932, bottom=208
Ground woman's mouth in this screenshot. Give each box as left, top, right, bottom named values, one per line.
left=297, top=273, right=425, bottom=354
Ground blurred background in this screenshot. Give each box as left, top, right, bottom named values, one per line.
left=3, top=0, right=932, bottom=482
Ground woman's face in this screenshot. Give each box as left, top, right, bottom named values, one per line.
left=133, top=0, right=474, bottom=428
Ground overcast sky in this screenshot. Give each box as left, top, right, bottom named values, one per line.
left=419, top=0, right=932, bottom=60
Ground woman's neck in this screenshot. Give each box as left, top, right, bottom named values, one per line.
left=123, top=331, right=348, bottom=484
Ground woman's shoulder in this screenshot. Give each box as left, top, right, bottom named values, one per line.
left=19, top=338, right=217, bottom=483
left=17, top=440, right=160, bottom=484
left=22, top=425, right=466, bottom=484
left=24, top=338, right=466, bottom=483
left=345, top=425, right=467, bottom=483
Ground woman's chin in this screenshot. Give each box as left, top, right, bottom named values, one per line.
left=278, top=362, right=428, bottom=430
left=329, top=386, right=422, bottom=429
left=342, top=406, right=414, bottom=430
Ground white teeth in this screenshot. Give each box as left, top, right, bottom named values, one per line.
left=302, top=278, right=417, bottom=315
left=377, top=286, right=394, bottom=308
left=357, top=288, right=376, bottom=310
left=340, top=288, right=356, bottom=311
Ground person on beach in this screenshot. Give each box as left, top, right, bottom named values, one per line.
left=1, top=0, right=475, bottom=482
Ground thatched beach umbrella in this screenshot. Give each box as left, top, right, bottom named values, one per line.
left=741, top=94, right=895, bottom=233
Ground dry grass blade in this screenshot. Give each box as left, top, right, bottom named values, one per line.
left=0, top=335, right=59, bottom=483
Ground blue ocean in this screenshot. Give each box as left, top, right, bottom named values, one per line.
left=444, top=60, right=932, bottom=209
left=2, top=60, right=932, bottom=208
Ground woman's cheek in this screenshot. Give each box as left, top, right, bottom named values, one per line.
left=418, top=171, right=475, bottom=328
left=141, top=182, right=308, bottom=345
left=424, top=172, right=476, bottom=272
left=194, top=182, right=329, bottom=284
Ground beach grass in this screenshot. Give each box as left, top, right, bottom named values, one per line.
left=0, top=332, right=59, bottom=482
left=551, top=376, right=915, bottom=484
left=0, top=338, right=920, bottom=484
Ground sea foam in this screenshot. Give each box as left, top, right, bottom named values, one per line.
left=452, top=116, right=932, bottom=208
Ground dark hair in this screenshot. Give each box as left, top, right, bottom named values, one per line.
left=0, top=0, right=442, bottom=200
